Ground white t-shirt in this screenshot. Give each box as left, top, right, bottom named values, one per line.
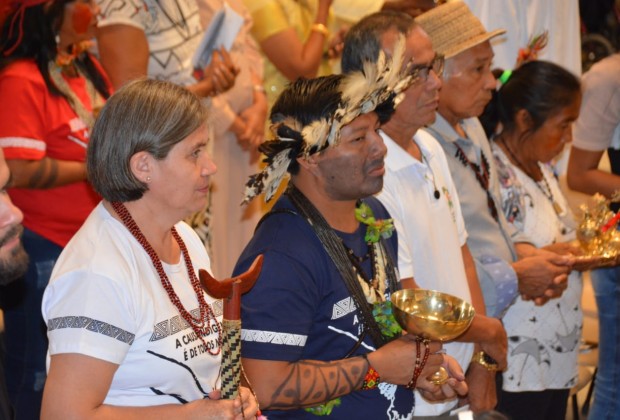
left=97, top=0, right=203, bottom=86
left=43, top=203, right=223, bottom=406
left=573, top=54, right=620, bottom=152
left=377, top=130, right=473, bottom=416
left=493, top=145, right=582, bottom=392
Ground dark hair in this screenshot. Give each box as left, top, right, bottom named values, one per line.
left=265, top=75, right=346, bottom=174
left=482, top=61, right=581, bottom=138
left=0, top=0, right=110, bottom=99
left=341, top=10, right=415, bottom=73
left=87, top=79, right=207, bottom=202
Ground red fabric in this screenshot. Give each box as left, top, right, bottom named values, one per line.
left=0, top=58, right=109, bottom=247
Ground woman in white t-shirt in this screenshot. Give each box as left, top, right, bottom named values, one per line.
left=41, top=79, right=259, bottom=418
left=484, top=60, right=584, bottom=420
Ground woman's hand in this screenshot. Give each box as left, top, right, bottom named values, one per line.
left=238, top=100, right=267, bottom=152
left=186, top=387, right=259, bottom=419
left=203, top=48, right=240, bottom=95
left=543, top=241, right=582, bottom=256
left=327, top=27, right=347, bottom=59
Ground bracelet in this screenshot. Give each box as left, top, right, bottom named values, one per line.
left=470, top=351, right=499, bottom=372
left=360, top=354, right=381, bottom=390
left=406, top=338, right=430, bottom=389
left=311, top=22, right=330, bottom=37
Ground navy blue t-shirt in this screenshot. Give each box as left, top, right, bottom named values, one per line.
left=234, top=195, right=415, bottom=419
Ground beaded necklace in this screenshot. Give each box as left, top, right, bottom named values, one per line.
left=342, top=239, right=387, bottom=305
left=499, top=138, right=563, bottom=215
left=111, top=201, right=221, bottom=355
left=48, top=60, right=104, bottom=130
left=453, top=142, right=499, bottom=222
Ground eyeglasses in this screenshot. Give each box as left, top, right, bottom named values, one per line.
left=409, top=54, right=445, bottom=82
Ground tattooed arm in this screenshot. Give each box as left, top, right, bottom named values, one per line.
left=6, top=158, right=87, bottom=189
left=242, top=335, right=452, bottom=410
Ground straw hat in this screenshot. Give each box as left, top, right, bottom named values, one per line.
left=416, top=1, right=506, bottom=59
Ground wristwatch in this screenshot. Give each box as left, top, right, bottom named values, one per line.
left=470, top=351, right=499, bottom=371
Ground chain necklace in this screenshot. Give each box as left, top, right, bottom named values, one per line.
left=453, top=142, right=499, bottom=222
left=499, top=138, right=563, bottom=215
left=111, top=201, right=221, bottom=355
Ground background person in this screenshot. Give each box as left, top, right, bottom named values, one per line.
left=243, top=0, right=344, bottom=108
left=195, top=0, right=267, bottom=277
left=485, top=60, right=583, bottom=420
left=0, top=0, right=111, bottom=417
left=41, top=79, right=258, bottom=418
left=95, top=0, right=241, bottom=251
left=417, top=2, right=573, bottom=319
left=567, top=52, right=620, bottom=420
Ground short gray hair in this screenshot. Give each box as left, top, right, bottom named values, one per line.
left=87, top=79, right=207, bottom=202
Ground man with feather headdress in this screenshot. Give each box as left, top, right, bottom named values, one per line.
left=233, top=43, right=467, bottom=418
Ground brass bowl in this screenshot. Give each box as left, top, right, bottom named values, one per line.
left=391, top=289, right=475, bottom=341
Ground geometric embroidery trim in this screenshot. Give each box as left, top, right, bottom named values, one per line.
left=149, top=303, right=223, bottom=342
left=47, top=316, right=135, bottom=345
left=331, top=296, right=357, bottom=320
left=241, top=329, right=307, bottom=347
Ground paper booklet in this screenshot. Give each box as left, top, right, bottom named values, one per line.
left=192, top=2, right=243, bottom=73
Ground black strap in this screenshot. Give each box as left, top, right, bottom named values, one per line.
left=286, top=186, right=398, bottom=348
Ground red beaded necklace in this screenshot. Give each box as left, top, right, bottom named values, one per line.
left=111, top=201, right=221, bottom=355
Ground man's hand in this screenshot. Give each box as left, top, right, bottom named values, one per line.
left=417, top=354, right=468, bottom=402
left=368, top=335, right=444, bottom=386
left=460, top=363, right=497, bottom=412
left=476, top=317, right=507, bottom=370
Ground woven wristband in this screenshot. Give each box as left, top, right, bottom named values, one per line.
left=361, top=354, right=381, bottom=390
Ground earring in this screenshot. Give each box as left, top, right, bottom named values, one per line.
left=146, top=176, right=151, bottom=182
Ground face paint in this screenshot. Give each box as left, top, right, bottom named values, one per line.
left=71, top=1, right=93, bottom=34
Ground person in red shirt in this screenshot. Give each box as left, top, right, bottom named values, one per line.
left=0, top=0, right=111, bottom=417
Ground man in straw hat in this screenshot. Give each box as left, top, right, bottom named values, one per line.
left=341, top=9, right=508, bottom=416
left=417, top=0, right=574, bottom=384
left=234, top=49, right=468, bottom=418
left=417, top=1, right=573, bottom=314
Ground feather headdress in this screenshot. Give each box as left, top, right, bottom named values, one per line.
left=243, top=36, right=417, bottom=204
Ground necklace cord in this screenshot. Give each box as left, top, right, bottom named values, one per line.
left=499, top=139, right=562, bottom=214
left=453, top=142, right=500, bottom=222
left=286, top=186, right=399, bottom=348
